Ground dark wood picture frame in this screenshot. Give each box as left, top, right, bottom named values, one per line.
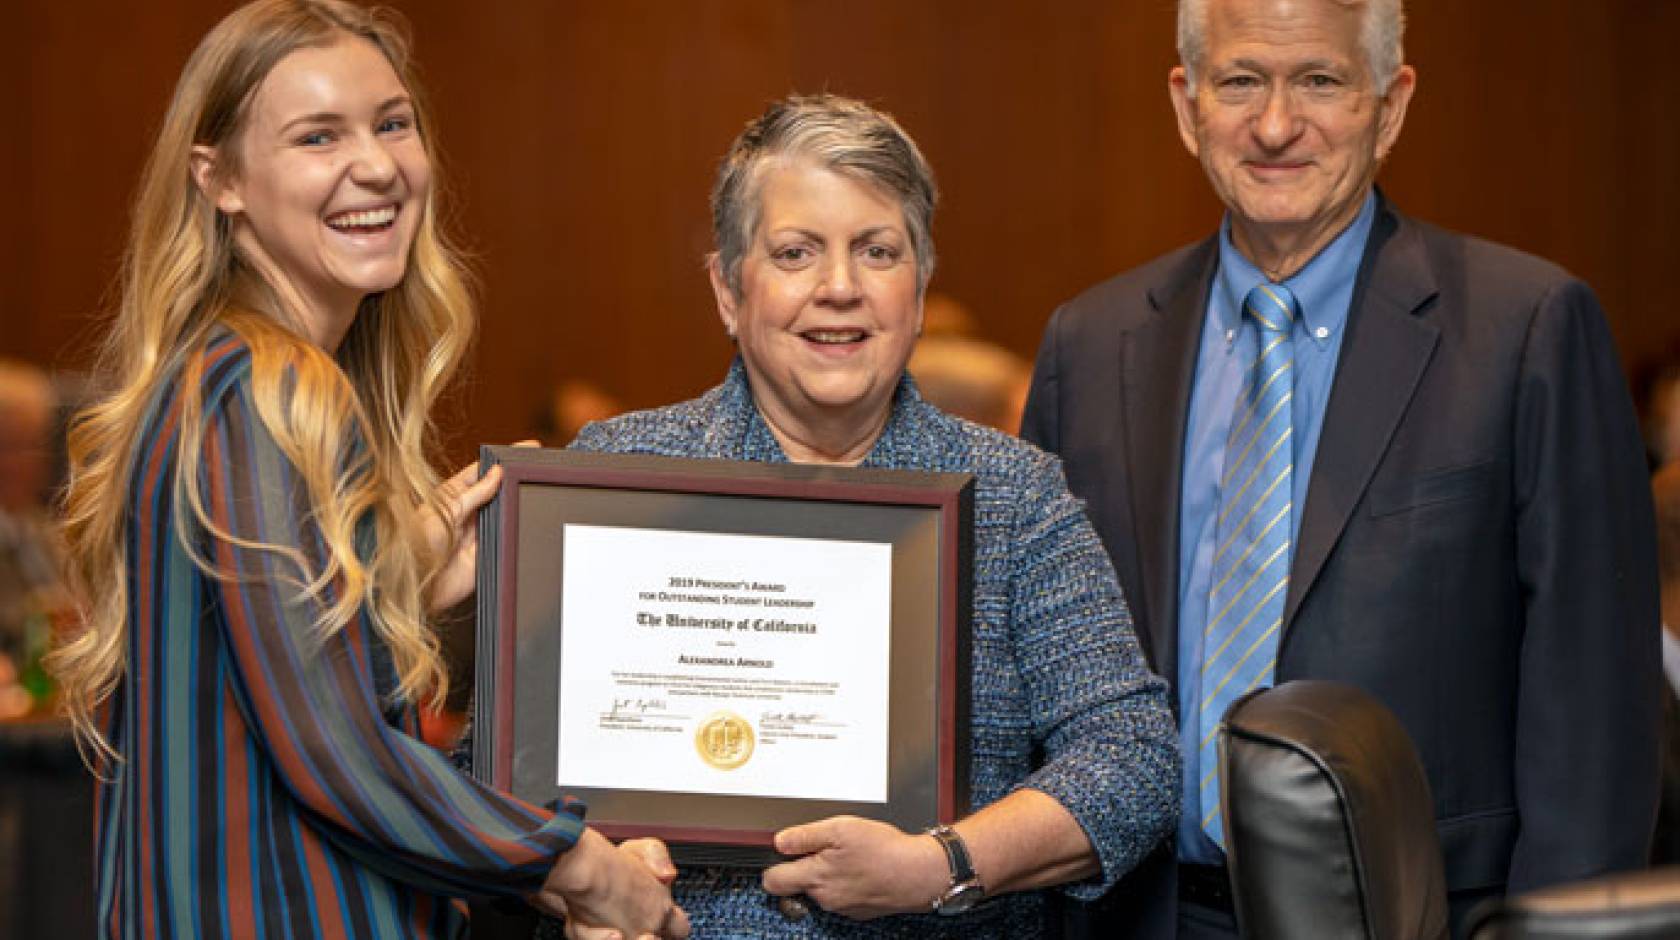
left=470, top=447, right=974, bottom=867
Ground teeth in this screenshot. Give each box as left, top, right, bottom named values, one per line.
left=326, top=206, right=397, bottom=230
left=804, top=329, right=866, bottom=344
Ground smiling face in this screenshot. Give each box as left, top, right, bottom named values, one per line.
left=711, top=158, right=923, bottom=458
left=1169, top=0, right=1413, bottom=264
left=200, top=35, right=430, bottom=348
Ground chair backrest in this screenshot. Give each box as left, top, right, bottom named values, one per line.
left=1466, top=868, right=1680, bottom=939
left=1219, top=680, right=1450, bottom=940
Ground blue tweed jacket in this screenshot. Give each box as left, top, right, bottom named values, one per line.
left=544, top=361, right=1178, bottom=939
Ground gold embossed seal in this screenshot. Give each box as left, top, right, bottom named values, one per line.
left=694, top=711, right=755, bottom=770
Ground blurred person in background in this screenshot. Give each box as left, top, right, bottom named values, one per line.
left=532, top=377, right=625, bottom=447
left=907, top=337, right=1031, bottom=434
left=1640, top=354, right=1680, bottom=472
left=0, top=358, right=64, bottom=718
left=906, top=293, right=1032, bottom=434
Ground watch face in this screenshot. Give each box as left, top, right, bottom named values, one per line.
left=937, top=882, right=985, bottom=915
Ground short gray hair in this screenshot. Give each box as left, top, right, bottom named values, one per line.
left=710, top=94, right=938, bottom=296
left=1178, top=0, right=1405, bottom=93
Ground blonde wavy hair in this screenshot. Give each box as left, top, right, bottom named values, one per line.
left=50, top=0, right=470, bottom=762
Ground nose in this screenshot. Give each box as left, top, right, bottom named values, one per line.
left=815, top=253, right=861, bottom=306
left=1252, top=85, right=1304, bottom=151
left=348, top=133, right=398, bottom=188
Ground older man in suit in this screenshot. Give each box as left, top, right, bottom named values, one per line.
left=1021, top=0, right=1661, bottom=936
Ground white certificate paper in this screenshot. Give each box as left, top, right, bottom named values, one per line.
left=557, top=524, right=893, bottom=802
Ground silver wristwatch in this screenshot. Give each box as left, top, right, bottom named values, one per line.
left=924, top=824, right=985, bottom=915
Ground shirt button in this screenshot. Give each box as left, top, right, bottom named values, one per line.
left=1315, top=327, right=1329, bottom=339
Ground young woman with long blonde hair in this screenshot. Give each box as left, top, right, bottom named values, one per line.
left=49, top=2, right=687, bottom=937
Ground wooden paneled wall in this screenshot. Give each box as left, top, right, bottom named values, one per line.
left=5, top=1, right=1676, bottom=458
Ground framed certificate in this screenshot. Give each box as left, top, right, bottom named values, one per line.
left=470, top=447, right=974, bottom=867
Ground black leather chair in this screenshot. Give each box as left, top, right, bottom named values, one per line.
left=1465, top=868, right=1680, bottom=939
left=1218, top=679, right=1450, bottom=940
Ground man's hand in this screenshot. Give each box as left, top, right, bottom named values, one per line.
left=532, top=828, right=689, bottom=940
left=761, top=816, right=948, bottom=921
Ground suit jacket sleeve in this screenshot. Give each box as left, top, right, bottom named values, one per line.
left=1020, top=303, right=1066, bottom=454
left=1507, top=277, right=1661, bottom=889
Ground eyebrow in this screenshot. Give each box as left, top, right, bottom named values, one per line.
left=767, top=225, right=904, bottom=244
left=849, top=225, right=903, bottom=245
left=767, top=227, right=825, bottom=244
left=277, top=95, right=413, bottom=135
left=1224, top=57, right=1348, bottom=74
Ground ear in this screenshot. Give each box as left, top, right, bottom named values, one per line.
left=1373, top=65, right=1417, bottom=162
left=707, top=254, right=740, bottom=339
left=190, top=144, right=245, bottom=214
left=1168, top=66, right=1202, bottom=159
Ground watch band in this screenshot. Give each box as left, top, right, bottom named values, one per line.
left=924, top=824, right=984, bottom=914
left=926, top=825, right=976, bottom=884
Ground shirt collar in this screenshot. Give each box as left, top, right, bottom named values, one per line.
left=1214, top=188, right=1378, bottom=349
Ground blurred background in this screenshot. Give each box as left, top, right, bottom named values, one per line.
left=2, top=1, right=1678, bottom=931
left=5, top=0, right=1678, bottom=457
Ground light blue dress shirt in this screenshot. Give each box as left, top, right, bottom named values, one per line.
left=1175, top=190, right=1378, bottom=864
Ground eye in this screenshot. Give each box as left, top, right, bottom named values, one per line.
left=770, top=244, right=816, bottom=269
left=296, top=129, right=334, bottom=147
left=1298, top=73, right=1349, bottom=100
left=858, top=243, right=901, bottom=268
left=1212, top=73, right=1264, bottom=103
left=378, top=114, right=415, bottom=135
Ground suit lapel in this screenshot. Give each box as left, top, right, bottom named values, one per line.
left=1284, top=204, right=1441, bottom=632
left=1123, top=240, right=1217, bottom=683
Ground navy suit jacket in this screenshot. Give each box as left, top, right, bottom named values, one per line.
left=1022, top=197, right=1661, bottom=934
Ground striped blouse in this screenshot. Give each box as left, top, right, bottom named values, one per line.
left=94, top=332, right=580, bottom=938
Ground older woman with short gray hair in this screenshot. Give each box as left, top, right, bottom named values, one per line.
left=545, top=94, right=1178, bottom=939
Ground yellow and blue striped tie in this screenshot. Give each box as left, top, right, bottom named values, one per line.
left=1198, top=282, right=1299, bottom=848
